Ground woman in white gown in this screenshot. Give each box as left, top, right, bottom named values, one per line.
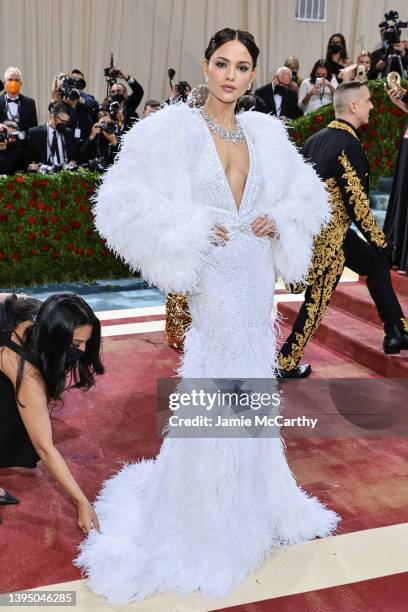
left=75, top=28, right=340, bottom=603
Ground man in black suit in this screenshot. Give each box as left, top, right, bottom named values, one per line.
left=0, top=67, right=37, bottom=133
left=26, top=101, right=77, bottom=171
left=0, top=120, right=26, bottom=175
left=255, top=67, right=302, bottom=121
left=102, top=69, right=144, bottom=132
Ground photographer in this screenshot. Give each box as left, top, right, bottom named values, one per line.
left=371, top=14, right=408, bottom=79
left=71, top=69, right=99, bottom=123
left=102, top=68, right=144, bottom=132
left=51, top=73, right=96, bottom=146
left=0, top=120, right=26, bottom=175
left=338, top=51, right=376, bottom=83
left=298, top=59, right=337, bottom=115
left=165, top=81, right=192, bottom=104
left=80, top=110, right=119, bottom=169
left=26, top=101, right=77, bottom=172
left=0, top=67, right=37, bottom=133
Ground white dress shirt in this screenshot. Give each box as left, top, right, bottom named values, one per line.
left=46, top=122, right=67, bottom=165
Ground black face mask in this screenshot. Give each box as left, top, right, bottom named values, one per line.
left=291, top=70, right=298, bottom=78
left=64, top=346, right=84, bottom=368
left=274, top=84, right=287, bottom=96
left=329, top=44, right=342, bottom=54
left=55, top=122, right=65, bottom=133
left=111, top=93, right=124, bottom=104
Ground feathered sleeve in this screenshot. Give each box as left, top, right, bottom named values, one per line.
left=93, top=104, right=215, bottom=294
left=267, top=120, right=330, bottom=285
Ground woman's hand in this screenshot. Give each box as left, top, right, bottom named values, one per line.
left=77, top=498, right=100, bottom=535
left=387, top=88, right=408, bottom=114
left=251, top=215, right=279, bottom=238
left=212, top=224, right=229, bottom=246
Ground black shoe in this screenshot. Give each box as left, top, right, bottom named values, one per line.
left=383, top=326, right=408, bottom=355
left=277, top=363, right=312, bottom=379
left=0, top=491, right=20, bottom=505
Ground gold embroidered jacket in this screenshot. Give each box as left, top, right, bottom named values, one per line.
left=296, top=119, right=386, bottom=287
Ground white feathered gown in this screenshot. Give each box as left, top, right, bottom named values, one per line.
left=75, top=104, right=340, bottom=604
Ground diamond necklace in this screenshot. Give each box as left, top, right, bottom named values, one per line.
left=200, top=108, right=245, bottom=144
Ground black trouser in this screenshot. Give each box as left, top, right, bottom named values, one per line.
left=278, top=229, right=406, bottom=371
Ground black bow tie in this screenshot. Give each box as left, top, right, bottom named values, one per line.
left=7, top=97, right=19, bottom=103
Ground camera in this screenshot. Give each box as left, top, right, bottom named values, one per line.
left=98, top=122, right=117, bottom=134
left=0, top=127, right=25, bottom=143
left=104, top=53, right=120, bottom=83
left=59, top=76, right=80, bottom=101
left=108, top=100, right=120, bottom=119
left=379, top=10, right=408, bottom=46
left=84, top=157, right=108, bottom=172
left=175, top=80, right=189, bottom=102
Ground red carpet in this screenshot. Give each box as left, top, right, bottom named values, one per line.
left=1, top=275, right=408, bottom=609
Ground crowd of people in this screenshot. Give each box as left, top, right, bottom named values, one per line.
left=1, top=28, right=407, bottom=176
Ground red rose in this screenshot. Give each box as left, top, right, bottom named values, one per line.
left=18, top=207, right=26, bottom=216
left=0, top=251, right=6, bottom=259
left=371, top=162, right=377, bottom=170
left=37, top=202, right=45, bottom=210
left=0, top=213, right=9, bottom=223
left=27, top=216, right=36, bottom=225
left=86, top=228, right=94, bottom=237
left=74, top=196, right=81, bottom=204
left=54, top=233, right=62, bottom=241
left=28, top=231, right=36, bottom=241
left=41, top=229, right=50, bottom=237
left=41, top=244, right=50, bottom=251
left=390, top=106, right=403, bottom=116
left=79, top=205, right=88, bottom=214
left=45, top=205, right=52, bottom=213
left=59, top=199, right=67, bottom=209
left=5, top=182, right=14, bottom=191
left=12, top=252, right=21, bottom=261
left=76, top=246, right=84, bottom=255
left=81, top=180, right=90, bottom=188
left=370, top=130, right=378, bottom=137
left=5, top=203, right=14, bottom=210
left=50, top=191, right=58, bottom=199
left=387, top=159, right=394, bottom=168
left=67, top=243, right=75, bottom=251
left=42, top=216, right=49, bottom=225
left=52, top=251, right=60, bottom=259
left=377, top=107, right=385, bottom=114
left=315, top=114, right=324, bottom=123
left=62, top=225, right=69, bottom=234
left=71, top=219, right=81, bottom=229
left=29, top=199, right=36, bottom=208
left=86, top=247, right=93, bottom=256
left=31, top=248, right=38, bottom=255
left=13, top=191, right=21, bottom=200
left=15, top=177, right=25, bottom=183
left=41, top=179, right=49, bottom=186
left=102, top=248, right=109, bottom=257
left=32, top=180, right=42, bottom=188
left=99, top=237, right=107, bottom=244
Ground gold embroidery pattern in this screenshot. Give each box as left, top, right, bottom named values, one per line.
left=165, top=293, right=192, bottom=350
left=401, top=318, right=408, bottom=334
left=278, top=179, right=348, bottom=370
left=338, top=150, right=386, bottom=247
left=327, top=120, right=359, bottom=140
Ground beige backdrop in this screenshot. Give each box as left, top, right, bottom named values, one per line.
left=1, top=0, right=407, bottom=122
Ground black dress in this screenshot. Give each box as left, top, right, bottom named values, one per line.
left=383, top=124, right=408, bottom=273
left=0, top=301, right=41, bottom=468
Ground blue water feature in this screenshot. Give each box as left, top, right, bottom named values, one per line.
left=1, top=278, right=165, bottom=312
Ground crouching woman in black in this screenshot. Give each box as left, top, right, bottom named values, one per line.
left=0, top=293, right=104, bottom=534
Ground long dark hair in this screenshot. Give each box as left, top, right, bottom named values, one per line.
left=3, top=293, right=104, bottom=404
left=310, top=59, right=333, bottom=83
left=326, top=33, right=348, bottom=63
left=205, top=28, right=260, bottom=68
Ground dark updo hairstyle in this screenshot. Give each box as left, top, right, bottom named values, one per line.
left=3, top=293, right=104, bottom=404
left=310, top=59, right=333, bottom=83
left=205, top=28, right=260, bottom=69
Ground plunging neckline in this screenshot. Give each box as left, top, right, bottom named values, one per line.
left=200, top=112, right=252, bottom=213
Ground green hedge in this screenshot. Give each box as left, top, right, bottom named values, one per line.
left=288, top=79, right=408, bottom=188
left=0, top=170, right=130, bottom=287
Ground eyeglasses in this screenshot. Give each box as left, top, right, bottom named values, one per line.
left=56, top=117, right=70, bottom=124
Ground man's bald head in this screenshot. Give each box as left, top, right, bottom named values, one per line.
left=274, top=66, right=292, bottom=85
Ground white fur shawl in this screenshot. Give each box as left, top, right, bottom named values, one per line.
left=93, top=103, right=330, bottom=293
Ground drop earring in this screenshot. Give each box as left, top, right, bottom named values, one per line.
left=187, top=76, right=209, bottom=108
